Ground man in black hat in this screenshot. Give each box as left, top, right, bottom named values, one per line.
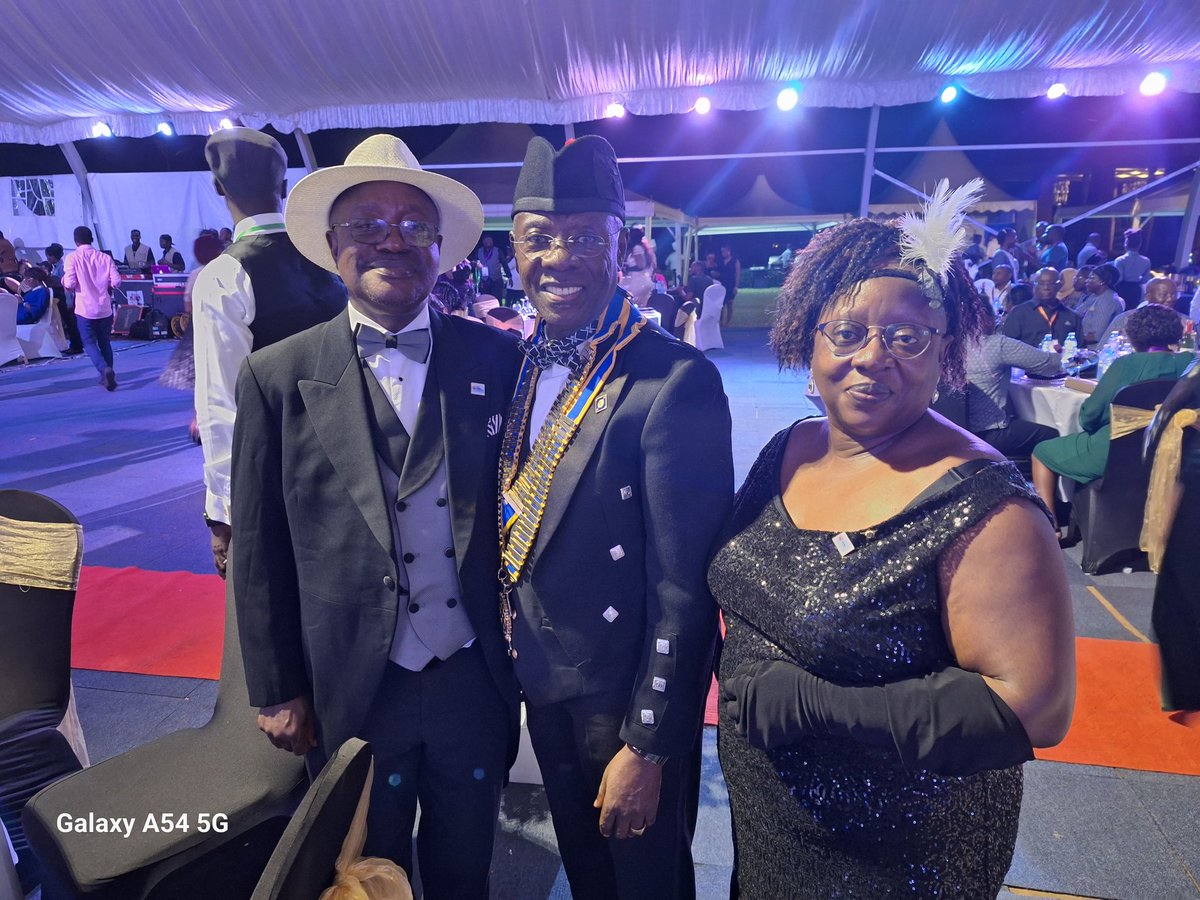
left=499, top=135, right=733, bottom=898
left=192, top=127, right=347, bottom=576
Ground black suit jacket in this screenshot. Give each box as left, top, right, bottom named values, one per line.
left=231, top=307, right=521, bottom=758
left=514, top=326, right=734, bottom=758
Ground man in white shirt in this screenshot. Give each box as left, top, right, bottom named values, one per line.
left=192, top=128, right=346, bottom=576
left=229, top=135, right=520, bottom=896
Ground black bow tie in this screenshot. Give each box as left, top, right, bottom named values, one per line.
left=519, top=325, right=597, bottom=374
left=356, top=323, right=431, bottom=364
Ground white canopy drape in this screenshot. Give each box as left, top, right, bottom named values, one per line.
left=0, top=0, right=1196, bottom=144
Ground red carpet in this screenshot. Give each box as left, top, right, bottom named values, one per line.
left=71, top=565, right=225, bottom=679
left=703, top=637, right=1200, bottom=777
left=1033, top=636, right=1200, bottom=776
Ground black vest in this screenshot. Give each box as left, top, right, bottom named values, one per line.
left=225, top=232, right=347, bottom=351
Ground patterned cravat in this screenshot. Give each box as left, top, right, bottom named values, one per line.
left=355, top=323, right=431, bottom=364
left=519, top=324, right=597, bottom=374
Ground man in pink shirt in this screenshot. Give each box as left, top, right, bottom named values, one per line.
left=63, top=225, right=122, bottom=390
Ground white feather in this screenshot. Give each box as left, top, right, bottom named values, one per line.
left=897, top=178, right=985, bottom=280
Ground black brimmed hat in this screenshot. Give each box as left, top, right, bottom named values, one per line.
left=512, top=136, right=625, bottom=219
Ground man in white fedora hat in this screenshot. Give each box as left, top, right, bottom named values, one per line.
left=230, top=134, right=521, bottom=897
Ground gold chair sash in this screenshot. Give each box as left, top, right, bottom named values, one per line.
left=1108, top=403, right=1156, bottom=440
left=1140, top=408, right=1200, bottom=573
left=0, top=515, right=83, bottom=591
left=318, top=759, right=413, bottom=900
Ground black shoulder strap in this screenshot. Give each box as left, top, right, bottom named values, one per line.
left=902, top=459, right=998, bottom=514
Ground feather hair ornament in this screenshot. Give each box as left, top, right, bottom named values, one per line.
left=897, top=177, right=985, bottom=307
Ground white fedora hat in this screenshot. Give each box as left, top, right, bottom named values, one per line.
left=285, top=134, right=483, bottom=275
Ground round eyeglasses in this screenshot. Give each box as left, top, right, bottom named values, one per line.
left=330, top=219, right=439, bottom=247
left=816, top=320, right=942, bottom=360
left=511, top=232, right=615, bottom=260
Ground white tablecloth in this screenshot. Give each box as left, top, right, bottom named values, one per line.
left=1009, top=377, right=1089, bottom=437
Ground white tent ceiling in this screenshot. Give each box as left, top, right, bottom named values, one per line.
left=1, top=0, right=1197, bottom=145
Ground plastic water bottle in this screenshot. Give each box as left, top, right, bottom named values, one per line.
left=1097, top=334, right=1119, bottom=379
left=1061, top=332, right=1077, bottom=371
left=1039, top=333, right=1055, bottom=354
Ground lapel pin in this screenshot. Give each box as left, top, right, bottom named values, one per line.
left=595, top=394, right=608, bottom=413
left=609, top=544, right=625, bottom=561
left=603, top=606, right=619, bottom=622
left=471, top=382, right=486, bottom=396
left=832, top=532, right=855, bottom=557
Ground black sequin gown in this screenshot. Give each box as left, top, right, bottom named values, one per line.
left=710, top=426, right=1040, bottom=899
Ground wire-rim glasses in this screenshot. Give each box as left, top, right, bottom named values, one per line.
left=330, top=219, right=439, bottom=247
left=511, top=231, right=617, bottom=260
left=817, top=320, right=942, bottom=360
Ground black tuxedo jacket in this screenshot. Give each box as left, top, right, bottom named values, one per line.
left=515, top=326, right=734, bottom=757
left=231, top=307, right=521, bottom=758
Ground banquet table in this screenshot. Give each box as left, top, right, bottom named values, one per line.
left=1009, top=375, right=1092, bottom=436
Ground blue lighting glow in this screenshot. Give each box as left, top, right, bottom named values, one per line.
left=939, top=85, right=959, bottom=104
left=1140, top=71, right=1168, bottom=96
left=776, top=86, right=799, bottom=112
left=1046, top=83, right=1068, bottom=99
left=156, top=121, right=174, bottom=137
left=91, top=121, right=113, bottom=138
left=694, top=96, right=712, bottom=115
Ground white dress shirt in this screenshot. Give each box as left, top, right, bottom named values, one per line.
left=193, top=212, right=285, bottom=524
left=346, top=302, right=432, bottom=434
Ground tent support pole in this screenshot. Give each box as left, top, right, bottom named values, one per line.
left=294, top=129, right=318, bottom=174
left=872, top=169, right=996, bottom=234
left=58, top=142, right=101, bottom=249
left=858, top=105, right=879, bottom=218
left=564, top=123, right=576, bottom=141
left=1058, top=160, right=1200, bottom=227
left=1174, top=165, right=1200, bottom=269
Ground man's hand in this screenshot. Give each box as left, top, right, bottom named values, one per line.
left=257, top=697, right=317, bottom=756
left=593, top=745, right=663, bottom=840
left=209, top=521, right=232, bottom=579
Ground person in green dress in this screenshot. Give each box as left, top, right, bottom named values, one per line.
left=1031, top=303, right=1192, bottom=524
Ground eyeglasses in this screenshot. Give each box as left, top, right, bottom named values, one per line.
left=511, top=232, right=616, bottom=260
left=816, top=320, right=942, bottom=360
left=330, top=219, right=439, bottom=247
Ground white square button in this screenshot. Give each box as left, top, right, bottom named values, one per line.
left=619, top=485, right=633, bottom=500
left=640, top=709, right=655, bottom=725
left=602, top=606, right=619, bottom=622
left=652, top=676, right=667, bottom=692
left=655, top=639, right=670, bottom=655
left=609, top=544, right=625, bottom=561
left=470, top=382, right=486, bottom=396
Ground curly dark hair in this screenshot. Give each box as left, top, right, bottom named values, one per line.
left=769, top=218, right=987, bottom=388
left=1125, top=303, right=1184, bottom=351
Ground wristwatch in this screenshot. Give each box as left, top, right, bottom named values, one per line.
left=202, top=512, right=226, bottom=529
left=627, top=744, right=668, bottom=766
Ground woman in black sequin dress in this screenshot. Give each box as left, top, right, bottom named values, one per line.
left=709, top=204, right=1076, bottom=899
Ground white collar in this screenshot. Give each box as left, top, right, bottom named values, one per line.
left=347, top=299, right=432, bottom=339
left=233, top=212, right=287, bottom=242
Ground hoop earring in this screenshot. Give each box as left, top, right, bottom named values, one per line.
left=931, top=388, right=940, bottom=405
left=807, top=375, right=817, bottom=395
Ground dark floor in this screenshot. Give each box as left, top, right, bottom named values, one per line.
left=3, top=332, right=1197, bottom=899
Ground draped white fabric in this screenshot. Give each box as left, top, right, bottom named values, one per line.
left=0, top=0, right=1195, bottom=143
left=3, top=169, right=306, bottom=254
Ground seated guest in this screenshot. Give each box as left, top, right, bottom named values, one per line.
left=15, top=268, right=51, bottom=325
left=1076, top=232, right=1105, bottom=268
left=965, top=304, right=1062, bottom=459
left=684, top=258, right=713, bottom=303
left=1072, top=263, right=1124, bottom=347
left=999, top=279, right=1031, bottom=322
left=975, top=262, right=1013, bottom=313
left=1031, top=303, right=1191, bottom=527
left=1099, top=276, right=1183, bottom=350
left=1056, top=267, right=1078, bottom=306
left=998, top=267, right=1081, bottom=347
